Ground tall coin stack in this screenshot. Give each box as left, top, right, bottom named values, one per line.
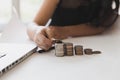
left=54, top=40, right=64, bottom=57
left=64, top=43, right=74, bottom=56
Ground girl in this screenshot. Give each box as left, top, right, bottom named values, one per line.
left=27, top=0, right=119, bottom=50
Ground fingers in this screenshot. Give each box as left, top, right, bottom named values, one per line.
left=34, top=33, right=52, bottom=50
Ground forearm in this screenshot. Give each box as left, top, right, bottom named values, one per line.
left=34, top=0, right=59, bottom=25
left=49, top=24, right=105, bottom=39
left=27, top=0, right=59, bottom=40
left=62, top=24, right=105, bottom=37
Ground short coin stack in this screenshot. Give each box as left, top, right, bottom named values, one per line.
left=54, top=40, right=101, bottom=57
left=74, top=45, right=83, bottom=55
left=84, top=48, right=93, bottom=55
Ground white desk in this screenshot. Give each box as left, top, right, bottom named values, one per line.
left=0, top=17, right=120, bottom=80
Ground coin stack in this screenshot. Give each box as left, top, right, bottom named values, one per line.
left=64, top=43, right=74, bottom=56
left=54, top=40, right=101, bottom=57
left=55, top=43, right=64, bottom=57
left=92, top=51, right=101, bottom=54
left=84, top=48, right=93, bottom=55
left=74, top=45, right=83, bottom=55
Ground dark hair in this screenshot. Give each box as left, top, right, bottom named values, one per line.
left=91, top=0, right=120, bottom=27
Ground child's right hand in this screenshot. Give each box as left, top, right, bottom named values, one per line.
left=27, top=23, right=52, bottom=50
left=33, top=27, right=52, bottom=50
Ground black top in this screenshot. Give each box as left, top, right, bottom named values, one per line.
left=50, top=0, right=118, bottom=27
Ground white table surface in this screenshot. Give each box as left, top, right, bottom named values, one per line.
left=0, top=16, right=120, bottom=80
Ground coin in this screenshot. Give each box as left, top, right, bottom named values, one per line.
left=92, top=51, right=101, bottom=54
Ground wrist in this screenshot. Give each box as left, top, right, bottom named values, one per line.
left=27, top=22, right=46, bottom=41
left=45, top=26, right=69, bottom=39
left=27, top=22, right=37, bottom=41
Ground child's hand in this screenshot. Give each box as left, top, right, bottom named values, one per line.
left=33, top=27, right=52, bottom=50
left=27, top=23, right=68, bottom=50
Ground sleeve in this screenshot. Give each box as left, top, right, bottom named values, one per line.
left=90, top=0, right=119, bottom=28
left=102, top=12, right=118, bottom=27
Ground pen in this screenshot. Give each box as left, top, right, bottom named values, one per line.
left=37, top=39, right=62, bottom=53
left=38, top=46, right=55, bottom=53
left=0, top=54, right=6, bottom=59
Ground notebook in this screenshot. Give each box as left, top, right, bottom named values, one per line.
left=0, top=6, right=38, bottom=77
left=0, top=43, right=37, bottom=76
